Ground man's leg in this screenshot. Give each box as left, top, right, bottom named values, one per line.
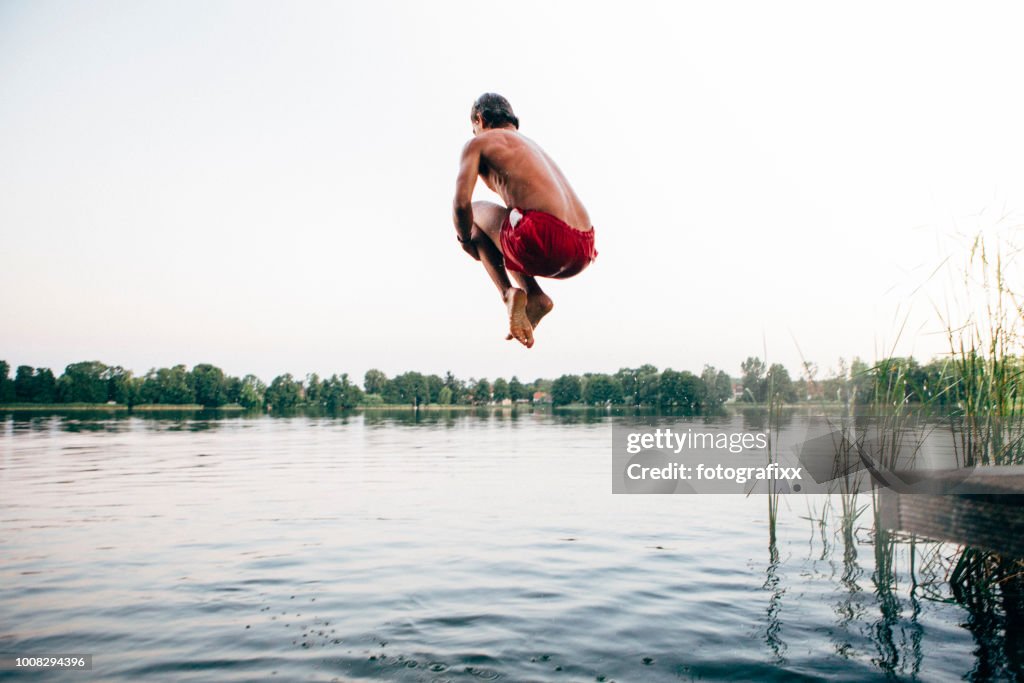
left=469, top=201, right=534, bottom=348
left=470, top=202, right=555, bottom=339
left=508, top=271, right=554, bottom=334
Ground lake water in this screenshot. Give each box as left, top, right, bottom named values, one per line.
left=0, top=410, right=1019, bottom=681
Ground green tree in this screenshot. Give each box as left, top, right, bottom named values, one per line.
left=740, top=357, right=767, bottom=403
left=869, top=356, right=935, bottom=406
left=659, top=369, right=683, bottom=408
left=410, top=373, right=430, bottom=405
left=11, top=365, right=57, bottom=403
left=364, top=369, right=388, bottom=395
left=57, top=361, right=109, bottom=403
left=14, top=366, right=37, bottom=402
left=382, top=376, right=401, bottom=404
left=426, top=374, right=444, bottom=404
left=550, top=374, right=582, bottom=406
left=34, top=368, right=57, bottom=403
left=765, top=363, right=798, bottom=404
left=0, top=361, right=14, bottom=403
left=437, top=386, right=453, bottom=405
left=918, top=358, right=954, bottom=406
left=343, top=374, right=364, bottom=409
left=701, top=365, right=733, bottom=408
left=140, top=365, right=195, bottom=404
left=104, top=366, right=137, bottom=406
left=444, top=371, right=468, bottom=404
left=615, top=365, right=659, bottom=406
left=615, top=367, right=638, bottom=405
left=237, top=375, right=266, bottom=410
left=193, top=364, right=229, bottom=407
left=659, top=369, right=705, bottom=411
left=322, top=373, right=363, bottom=411
left=472, top=378, right=491, bottom=404
left=508, top=376, right=526, bottom=402
left=224, top=375, right=243, bottom=405
left=444, top=374, right=468, bottom=405
left=385, top=372, right=430, bottom=405
left=265, top=374, right=302, bottom=412
left=583, top=374, right=622, bottom=405
left=305, top=373, right=323, bottom=406
left=637, top=370, right=661, bottom=406
left=491, top=377, right=509, bottom=402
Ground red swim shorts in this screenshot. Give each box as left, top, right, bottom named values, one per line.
left=499, top=208, right=598, bottom=279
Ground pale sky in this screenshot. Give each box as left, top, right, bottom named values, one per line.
left=2, top=1, right=1023, bottom=383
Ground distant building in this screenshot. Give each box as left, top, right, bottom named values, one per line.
left=533, top=391, right=551, bottom=404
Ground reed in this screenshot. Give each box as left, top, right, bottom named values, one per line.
left=939, top=229, right=1024, bottom=465
left=811, top=225, right=1023, bottom=671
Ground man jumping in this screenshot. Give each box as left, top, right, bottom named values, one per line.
left=453, top=93, right=598, bottom=349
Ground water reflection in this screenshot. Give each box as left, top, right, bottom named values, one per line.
left=0, top=410, right=1022, bottom=680
left=835, top=513, right=866, bottom=659
left=762, top=537, right=786, bottom=663
left=951, top=549, right=1024, bottom=680
left=781, top=491, right=1024, bottom=680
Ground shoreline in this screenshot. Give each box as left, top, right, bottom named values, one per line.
left=0, top=400, right=854, bottom=413
left=0, top=403, right=245, bottom=412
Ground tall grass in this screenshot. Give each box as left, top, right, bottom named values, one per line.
left=777, top=223, right=1024, bottom=675
left=763, top=342, right=788, bottom=548
left=932, top=228, right=1024, bottom=638
left=877, top=226, right=1024, bottom=651
left=939, top=230, right=1024, bottom=465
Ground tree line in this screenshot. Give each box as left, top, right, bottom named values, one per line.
left=0, top=360, right=361, bottom=412
left=0, top=354, right=993, bottom=412
left=739, top=355, right=977, bottom=408
left=0, top=360, right=733, bottom=410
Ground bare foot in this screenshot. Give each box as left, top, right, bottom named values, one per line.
left=505, top=288, right=534, bottom=348
left=507, top=293, right=553, bottom=342
left=526, top=293, right=554, bottom=329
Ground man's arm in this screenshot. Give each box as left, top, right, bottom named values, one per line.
left=452, top=138, right=481, bottom=256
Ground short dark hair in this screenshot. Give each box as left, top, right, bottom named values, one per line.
left=471, top=93, right=519, bottom=129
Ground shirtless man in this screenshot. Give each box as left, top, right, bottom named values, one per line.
left=453, top=93, right=598, bottom=349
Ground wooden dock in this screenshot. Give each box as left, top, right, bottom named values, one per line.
left=878, top=466, right=1024, bottom=558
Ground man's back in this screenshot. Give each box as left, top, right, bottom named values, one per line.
left=473, top=129, right=592, bottom=232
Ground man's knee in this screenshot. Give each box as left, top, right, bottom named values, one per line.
left=472, top=201, right=508, bottom=238
left=472, top=200, right=502, bottom=214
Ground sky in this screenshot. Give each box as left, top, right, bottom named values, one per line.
left=2, top=1, right=1023, bottom=383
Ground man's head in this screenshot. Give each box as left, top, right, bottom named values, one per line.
left=471, top=93, right=519, bottom=135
